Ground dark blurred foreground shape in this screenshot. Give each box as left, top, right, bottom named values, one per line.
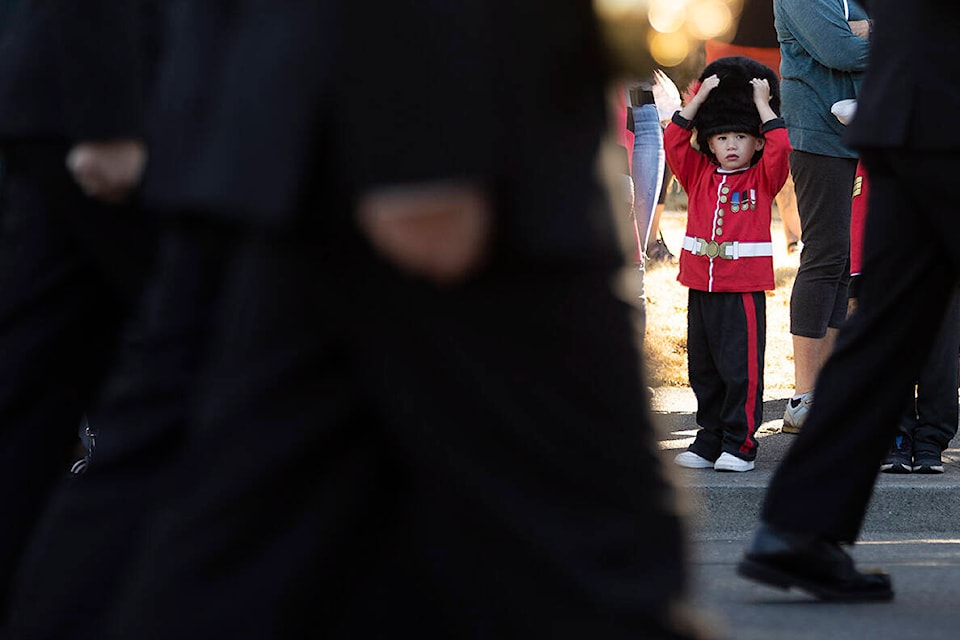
left=740, top=0, right=960, bottom=606
left=0, top=0, right=159, bottom=625
left=5, top=1, right=719, bottom=638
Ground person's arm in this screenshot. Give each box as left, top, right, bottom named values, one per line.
left=677, top=74, right=719, bottom=121
left=779, top=0, right=870, bottom=72
left=663, top=113, right=710, bottom=196
left=665, top=73, right=719, bottom=193
left=752, top=77, right=778, bottom=124
left=753, top=78, right=791, bottom=195
left=758, top=124, right=791, bottom=196
left=355, top=181, right=493, bottom=286
left=57, top=0, right=150, bottom=140
left=340, top=0, right=496, bottom=286
left=665, top=75, right=718, bottom=192
left=59, top=0, right=156, bottom=202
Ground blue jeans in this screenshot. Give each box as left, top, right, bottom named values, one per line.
left=630, top=104, right=664, bottom=257
left=629, top=103, right=664, bottom=339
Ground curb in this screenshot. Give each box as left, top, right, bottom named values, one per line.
left=654, top=387, right=960, bottom=538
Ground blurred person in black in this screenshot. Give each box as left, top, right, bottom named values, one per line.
left=0, top=3, right=249, bottom=638
left=0, top=0, right=159, bottom=621
left=5, top=2, right=712, bottom=638
left=739, top=0, right=960, bottom=602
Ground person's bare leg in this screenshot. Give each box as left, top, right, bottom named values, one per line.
left=792, top=335, right=821, bottom=396
left=784, top=328, right=839, bottom=432
left=792, top=328, right=839, bottom=395
left=821, top=326, right=839, bottom=366
left=776, top=172, right=802, bottom=252
left=645, top=202, right=667, bottom=256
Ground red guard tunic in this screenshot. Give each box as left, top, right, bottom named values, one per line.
left=664, top=113, right=790, bottom=292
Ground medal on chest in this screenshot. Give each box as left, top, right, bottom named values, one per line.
left=729, top=189, right=757, bottom=213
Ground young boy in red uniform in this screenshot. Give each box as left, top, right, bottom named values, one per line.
left=666, top=57, right=790, bottom=472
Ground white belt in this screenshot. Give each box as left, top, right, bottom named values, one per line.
left=682, top=236, right=773, bottom=260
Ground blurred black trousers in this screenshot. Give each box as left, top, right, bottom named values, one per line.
left=3, top=220, right=233, bottom=638
left=98, top=228, right=697, bottom=639
left=4, top=211, right=698, bottom=638
left=0, top=142, right=154, bottom=618
left=762, top=149, right=960, bottom=542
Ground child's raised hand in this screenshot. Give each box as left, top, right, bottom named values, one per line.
left=698, top=74, right=720, bottom=97
left=751, top=78, right=771, bottom=105
left=678, top=74, right=719, bottom=120
left=750, top=78, right=778, bottom=123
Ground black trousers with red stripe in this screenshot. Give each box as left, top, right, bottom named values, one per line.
left=686, top=289, right=766, bottom=462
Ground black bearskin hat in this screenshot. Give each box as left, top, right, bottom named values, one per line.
left=693, top=56, right=780, bottom=164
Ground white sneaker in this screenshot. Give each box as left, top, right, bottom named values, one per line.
left=674, top=451, right=714, bottom=469
left=714, top=452, right=755, bottom=472
left=782, top=392, right=813, bottom=434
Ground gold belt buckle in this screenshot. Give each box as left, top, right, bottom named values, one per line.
left=699, top=239, right=733, bottom=259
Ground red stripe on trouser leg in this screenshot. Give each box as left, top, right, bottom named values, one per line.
left=740, top=292, right=760, bottom=455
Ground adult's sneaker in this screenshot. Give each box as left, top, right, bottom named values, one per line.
left=674, top=450, right=714, bottom=469
left=714, top=451, right=755, bottom=472
left=782, top=392, right=813, bottom=434
left=913, top=450, right=944, bottom=474
left=880, top=433, right=913, bottom=474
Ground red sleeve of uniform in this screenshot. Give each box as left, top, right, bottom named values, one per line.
left=664, top=119, right=711, bottom=194
left=757, top=124, right=791, bottom=197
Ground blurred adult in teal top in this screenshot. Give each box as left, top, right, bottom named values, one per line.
left=777, top=0, right=871, bottom=157
left=774, top=0, right=871, bottom=434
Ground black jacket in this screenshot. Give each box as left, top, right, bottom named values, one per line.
left=144, top=0, right=328, bottom=225
left=144, top=1, right=621, bottom=265
left=0, top=0, right=160, bottom=142
left=846, top=0, right=960, bottom=150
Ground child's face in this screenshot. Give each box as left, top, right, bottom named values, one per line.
left=707, top=131, right=764, bottom=171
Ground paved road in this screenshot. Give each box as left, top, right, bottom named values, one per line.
left=652, top=387, right=960, bottom=639
left=692, top=535, right=960, bottom=640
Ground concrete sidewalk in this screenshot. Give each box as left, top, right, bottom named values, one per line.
left=690, top=535, right=960, bottom=640
left=653, top=386, right=960, bottom=538
left=655, top=387, right=960, bottom=639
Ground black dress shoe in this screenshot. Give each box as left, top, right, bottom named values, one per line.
left=737, top=523, right=894, bottom=602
